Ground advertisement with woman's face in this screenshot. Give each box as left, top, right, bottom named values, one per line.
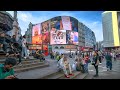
left=32, top=24, right=42, bottom=44
left=41, top=21, right=50, bottom=34
left=50, top=30, right=66, bottom=44
left=50, top=16, right=63, bottom=31
left=61, top=16, right=71, bottom=30
left=42, top=32, right=50, bottom=44
left=66, top=31, right=78, bottom=45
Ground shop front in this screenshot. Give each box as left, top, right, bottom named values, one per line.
left=29, top=44, right=49, bottom=56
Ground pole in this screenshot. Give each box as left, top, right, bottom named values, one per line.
left=42, top=33, right=43, bottom=53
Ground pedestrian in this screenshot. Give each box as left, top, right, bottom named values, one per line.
left=0, top=58, right=18, bottom=79
left=92, top=51, right=99, bottom=77
left=83, top=54, right=90, bottom=73
left=11, top=35, right=16, bottom=43
left=50, top=51, right=52, bottom=59
left=62, top=56, right=74, bottom=78
left=98, top=50, right=102, bottom=64
left=105, top=52, right=112, bottom=71
left=57, top=54, right=64, bottom=71
left=75, top=57, right=84, bottom=72
left=21, top=35, right=27, bottom=59
left=113, top=51, right=116, bottom=61
left=0, top=31, right=7, bottom=53
left=17, top=36, right=22, bottom=64
left=26, top=46, right=30, bottom=59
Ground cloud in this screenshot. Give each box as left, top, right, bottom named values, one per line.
left=17, top=11, right=59, bottom=35
left=6, top=11, right=103, bottom=42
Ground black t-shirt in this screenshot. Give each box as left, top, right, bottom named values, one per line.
left=0, top=37, right=5, bottom=44
left=94, top=55, right=99, bottom=64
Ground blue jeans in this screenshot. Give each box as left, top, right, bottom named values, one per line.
left=106, top=61, right=112, bottom=70
left=84, top=63, right=88, bottom=73
left=22, top=47, right=27, bottom=57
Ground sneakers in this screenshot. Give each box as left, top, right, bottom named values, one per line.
left=24, top=57, right=26, bottom=59
left=107, top=68, right=109, bottom=71
left=69, top=73, right=74, bottom=76
left=65, top=75, right=70, bottom=78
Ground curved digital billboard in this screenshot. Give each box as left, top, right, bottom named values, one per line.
left=50, top=30, right=66, bottom=44
left=32, top=16, right=79, bottom=45
left=66, top=30, right=78, bottom=45
left=32, top=24, right=42, bottom=44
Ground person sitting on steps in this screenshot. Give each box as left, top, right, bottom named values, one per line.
left=62, top=56, right=74, bottom=78
left=0, top=58, right=18, bottom=79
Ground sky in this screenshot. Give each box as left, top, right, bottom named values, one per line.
left=6, top=11, right=103, bottom=42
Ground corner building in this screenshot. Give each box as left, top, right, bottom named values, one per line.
left=26, top=16, right=96, bottom=55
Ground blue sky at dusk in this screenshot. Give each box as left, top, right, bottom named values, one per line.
left=6, top=11, right=104, bottom=41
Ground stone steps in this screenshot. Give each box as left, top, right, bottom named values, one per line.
left=83, top=74, right=93, bottom=79
left=59, top=71, right=81, bottom=79
left=40, top=70, right=85, bottom=79
left=14, top=62, right=45, bottom=69
left=74, top=73, right=88, bottom=79
left=0, top=58, right=39, bottom=64
left=40, top=71, right=63, bottom=79
left=14, top=62, right=49, bottom=73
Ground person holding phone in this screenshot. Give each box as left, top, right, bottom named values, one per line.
left=0, top=58, right=17, bottom=79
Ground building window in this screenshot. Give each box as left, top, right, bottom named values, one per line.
left=55, top=46, right=58, bottom=49
left=60, top=46, right=64, bottom=49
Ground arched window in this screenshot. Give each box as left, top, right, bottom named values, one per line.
left=60, top=46, right=64, bottom=49
left=55, top=46, right=58, bottom=49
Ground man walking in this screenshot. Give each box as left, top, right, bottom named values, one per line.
left=105, top=52, right=112, bottom=71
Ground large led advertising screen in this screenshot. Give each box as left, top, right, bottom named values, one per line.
left=50, top=30, right=66, bottom=44
left=61, top=16, right=72, bottom=30
left=41, top=20, right=50, bottom=33
left=50, top=16, right=63, bottom=30
left=66, top=30, right=78, bottom=45
left=70, top=17, right=78, bottom=32
left=32, top=24, right=42, bottom=44
left=41, top=21, right=50, bottom=44
left=42, top=32, right=50, bottom=44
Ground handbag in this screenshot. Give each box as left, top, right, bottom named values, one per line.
left=91, top=60, right=95, bottom=65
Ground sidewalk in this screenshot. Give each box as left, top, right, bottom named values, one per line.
left=85, top=59, right=120, bottom=79
left=16, top=57, right=58, bottom=79
left=15, top=55, right=82, bottom=79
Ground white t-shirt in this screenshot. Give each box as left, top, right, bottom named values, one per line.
left=22, top=38, right=27, bottom=47
left=27, top=49, right=30, bottom=56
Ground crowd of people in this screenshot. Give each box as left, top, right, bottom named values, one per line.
left=0, top=31, right=119, bottom=79
left=54, top=50, right=117, bottom=78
